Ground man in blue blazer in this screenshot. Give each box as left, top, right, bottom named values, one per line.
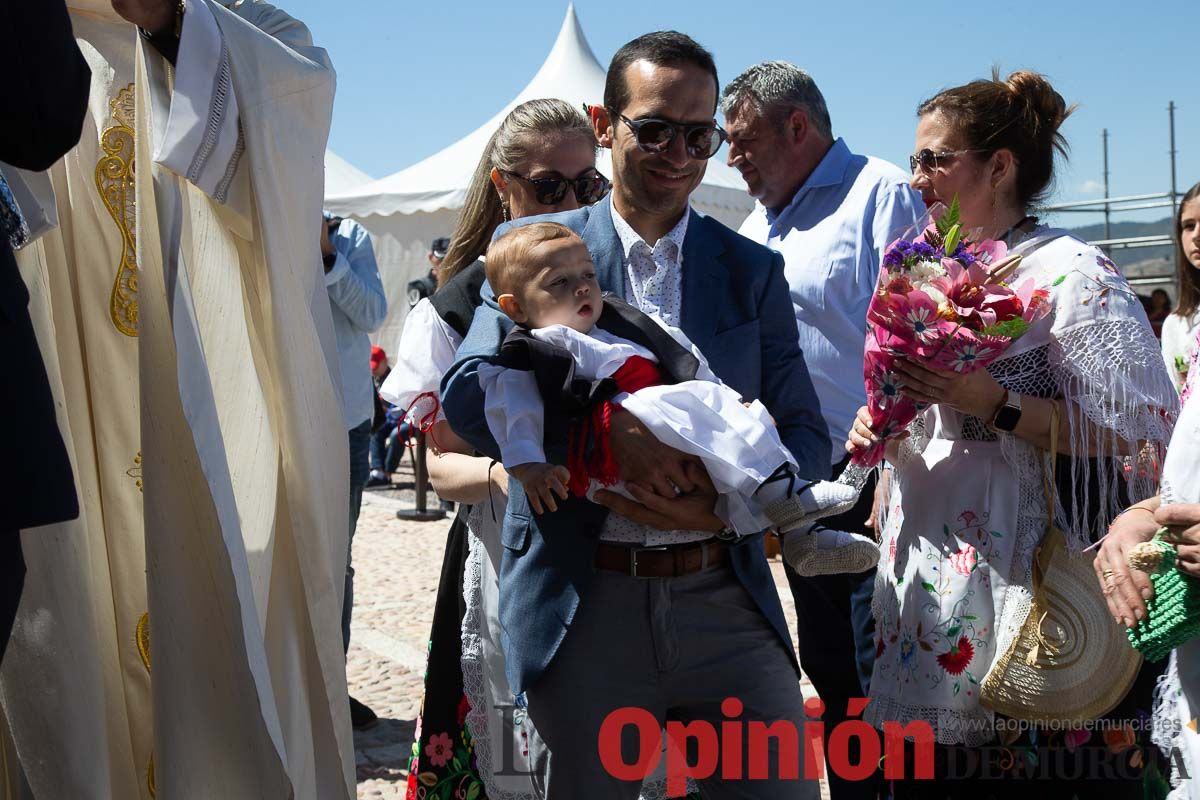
left=442, top=31, right=827, bottom=799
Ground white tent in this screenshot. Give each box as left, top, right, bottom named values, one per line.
left=325, top=4, right=755, bottom=352
left=324, top=149, right=373, bottom=196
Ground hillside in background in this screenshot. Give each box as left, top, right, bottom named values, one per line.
left=1061, top=216, right=1176, bottom=292
left=1063, top=217, right=1174, bottom=263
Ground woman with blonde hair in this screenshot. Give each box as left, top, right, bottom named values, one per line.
left=381, top=97, right=610, bottom=799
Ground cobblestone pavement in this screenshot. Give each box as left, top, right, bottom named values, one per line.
left=348, top=463, right=829, bottom=799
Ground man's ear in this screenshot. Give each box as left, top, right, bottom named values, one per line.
left=786, top=108, right=809, bottom=147
left=590, top=105, right=613, bottom=149
left=497, top=293, right=525, bottom=323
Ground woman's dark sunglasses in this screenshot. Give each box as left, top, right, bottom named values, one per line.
left=908, top=148, right=986, bottom=174
left=611, top=112, right=727, bottom=160
left=503, top=169, right=611, bottom=206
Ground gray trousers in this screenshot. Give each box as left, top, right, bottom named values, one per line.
left=525, top=562, right=819, bottom=799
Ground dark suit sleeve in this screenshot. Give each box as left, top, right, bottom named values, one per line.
left=1, top=0, right=91, bottom=171
left=757, top=250, right=833, bottom=480
left=440, top=298, right=509, bottom=461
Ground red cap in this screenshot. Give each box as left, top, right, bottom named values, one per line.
left=370, top=345, right=386, bottom=370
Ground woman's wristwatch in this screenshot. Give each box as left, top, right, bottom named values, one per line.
left=989, top=390, right=1023, bottom=433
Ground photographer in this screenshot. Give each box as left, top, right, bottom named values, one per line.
left=321, top=211, right=387, bottom=728
left=406, top=235, right=449, bottom=307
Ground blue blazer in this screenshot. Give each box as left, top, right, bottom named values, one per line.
left=441, top=195, right=830, bottom=696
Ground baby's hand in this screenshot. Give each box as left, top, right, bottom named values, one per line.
left=510, top=463, right=572, bottom=514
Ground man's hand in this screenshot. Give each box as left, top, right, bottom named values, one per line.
left=1158, top=503, right=1200, bottom=577
left=112, top=0, right=176, bottom=35
left=609, top=407, right=702, bottom=497
left=320, top=217, right=336, bottom=258
left=594, top=462, right=723, bottom=532
left=510, top=463, right=571, bottom=515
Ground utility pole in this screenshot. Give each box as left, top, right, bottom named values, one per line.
left=1169, top=102, right=1179, bottom=270
left=1102, top=128, right=1111, bottom=245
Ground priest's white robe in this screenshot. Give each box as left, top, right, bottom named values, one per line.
left=0, top=2, right=353, bottom=798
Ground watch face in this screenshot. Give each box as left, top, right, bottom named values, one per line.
left=994, top=405, right=1021, bottom=432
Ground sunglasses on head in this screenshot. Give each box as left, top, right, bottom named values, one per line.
left=503, top=169, right=611, bottom=206
left=908, top=148, right=987, bottom=174
left=611, top=112, right=727, bottom=160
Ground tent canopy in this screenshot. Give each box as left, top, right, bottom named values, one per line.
left=324, top=150, right=373, bottom=196
left=326, top=4, right=753, bottom=221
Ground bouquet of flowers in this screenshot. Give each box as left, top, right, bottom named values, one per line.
left=853, top=199, right=1051, bottom=467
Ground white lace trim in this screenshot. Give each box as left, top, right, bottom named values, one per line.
left=1153, top=653, right=1189, bottom=792
left=459, top=507, right=531, bottom=800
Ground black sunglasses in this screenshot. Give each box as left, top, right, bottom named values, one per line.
left=503, top=169, right=611, bottom=206
left=908, top=148, right=987, bottom=174
left=611, top=112, right=727, bottom=160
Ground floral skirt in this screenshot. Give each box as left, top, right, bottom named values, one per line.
left=406, top=507, right=486, bottom=800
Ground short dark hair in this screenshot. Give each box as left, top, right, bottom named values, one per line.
left=603, top=31, right=719, bottom=117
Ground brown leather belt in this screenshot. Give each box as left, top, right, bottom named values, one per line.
left=594, top=539, right=730, bottom=578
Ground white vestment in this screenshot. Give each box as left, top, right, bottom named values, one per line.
left=0, top=2, right=353, bottom=798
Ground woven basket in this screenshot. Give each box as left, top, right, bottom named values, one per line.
left=1127, top=534, right=1200, bottom=662
left=979, top=404, right=1142, bottom=724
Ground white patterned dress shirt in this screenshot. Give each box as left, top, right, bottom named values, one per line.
left=601, top=204, right=711, bottom=546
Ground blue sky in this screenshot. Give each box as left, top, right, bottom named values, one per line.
left=282, top=0, right=1196, bottom=228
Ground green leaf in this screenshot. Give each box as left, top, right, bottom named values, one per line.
left=964, top=614, right=978, bottom=620
left=1052, top=274, right=1067, bottom=286
left=467, top=784, right=482, bottom=800
left=947, top=626, right=961, bottom=638
left=953, top=683, right=961, bottom=695
left=936, top=195, right=962, bottom=237
left=979, top=318, right=1032, bottom=340
left=922, top=581, right=937, bottom=593
left=896, top=576, right=905, bottom=586
left=943, top=223, right=961, bottom=255
left=452, top=756, right=463, bottom=772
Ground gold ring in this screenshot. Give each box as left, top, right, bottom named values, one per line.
left=1102, top=569, right=1115, bottom=580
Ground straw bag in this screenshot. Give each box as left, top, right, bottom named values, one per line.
left=1126, top=531, right=1200, bottom=662
left=979, top=404, right=1142, bottom=724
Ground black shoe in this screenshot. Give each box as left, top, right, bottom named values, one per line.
left=350, top=696, right=378, bottom=730
left=364, top=474, right=391, bottom=488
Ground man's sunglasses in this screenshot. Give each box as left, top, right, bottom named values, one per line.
left=611, top=112, right=727, bottom=160
left=908, top=148, right=987, bottom=175
left=503, top=169, right=611, bottom=206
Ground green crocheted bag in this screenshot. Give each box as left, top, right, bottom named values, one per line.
left=1126, top=529, right=1200, bottom=662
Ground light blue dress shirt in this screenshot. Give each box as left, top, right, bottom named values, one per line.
left=325, top=218, right=388, bottom=429
left=739, top=138, right=925, bottom=465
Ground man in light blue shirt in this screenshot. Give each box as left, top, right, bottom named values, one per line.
left=722, top=61, right=924, bottom=800
left=321, top=212, right=387, bottom=728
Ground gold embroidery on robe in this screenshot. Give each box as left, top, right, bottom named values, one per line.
left=96, top=83, right=139, bottom=337
left=136, top=612, right=156, bottom=797
left=127, top=451, right=144, bottom=492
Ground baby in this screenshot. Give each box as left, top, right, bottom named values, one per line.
left=479, top=221, right=877, bottom=576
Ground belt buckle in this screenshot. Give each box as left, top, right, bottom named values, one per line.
left=630, top=546, right=669, bottom=578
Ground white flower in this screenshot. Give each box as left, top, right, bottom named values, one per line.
left=923, top=285, right=948, bottom=308
left=908, top=259, right=947, bottom=284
